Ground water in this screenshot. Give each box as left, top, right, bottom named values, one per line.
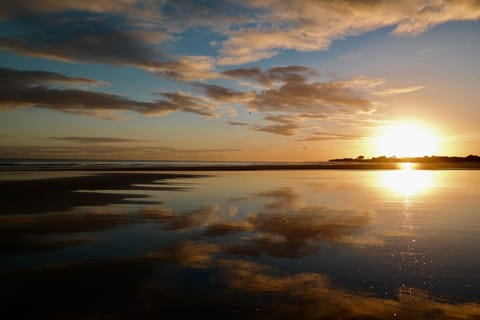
left=1, top=169, right=479, bottom=319
left=0, top=159, right=327, bottom=171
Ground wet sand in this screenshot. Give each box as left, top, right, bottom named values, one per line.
left=0, top=172, right=207, bottom=215
left=2, top=170, right=480, bottom=319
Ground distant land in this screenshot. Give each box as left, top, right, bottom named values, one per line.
left=329, top=155, right=480, bottom=163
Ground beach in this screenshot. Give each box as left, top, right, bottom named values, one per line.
left=1, top=168, right=480, bottom=319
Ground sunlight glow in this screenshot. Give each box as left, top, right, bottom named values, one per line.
left=400, top=162, right=414, bottom=170
left=379, top=169, right=436, bottom=197
left=375, top=122, right=439, bottom=157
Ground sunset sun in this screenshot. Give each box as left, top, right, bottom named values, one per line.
left=375, top=122, right=439, bottom=158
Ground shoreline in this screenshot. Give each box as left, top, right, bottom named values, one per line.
left=2, top=162, right=480, bottom=171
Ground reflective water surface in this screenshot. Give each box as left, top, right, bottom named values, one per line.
left=1, top=169, right=480, bottom=319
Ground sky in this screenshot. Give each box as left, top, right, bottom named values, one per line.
left=0, top=0, right=479, bottom=161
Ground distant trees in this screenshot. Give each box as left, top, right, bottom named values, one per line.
left=329, top=155, right=480, bottom=163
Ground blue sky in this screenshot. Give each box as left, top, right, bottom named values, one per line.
left=0, top=0, right=479, bottom=160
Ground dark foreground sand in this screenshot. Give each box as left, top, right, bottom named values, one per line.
left=0, top=172, right=207, bottom=215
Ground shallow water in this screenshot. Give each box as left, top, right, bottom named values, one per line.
left=1, top=169, right=480, bottom=319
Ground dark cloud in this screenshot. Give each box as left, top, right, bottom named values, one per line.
left=0, top=67, right=218, bottom=119
left=263, top=114, right=292, bottom=124
left=222, top=65, right=315, bottom=87
left=0, top=144, right=243, bottom=160
left=48, top=136, right=149, bottom=144
left=298, top=113, right=326, bottom=119
left=249, top=79, right=371, bottom=113
left=199, top=84, right=251, bottom=102
left=157, top=91, right=218, bottom=117
left=0, top=1, right=133, bottom=17
left=222, top=67, right=267, bottom=84
left=253, top=123, right=300, bottom=136
left=0, top=11, right=216, bottom=81
left=217, top=66, right=372, bottom=116
left=0, top=67, right=103, bottom=86
left=227, top=120, right=249, bottom=126
left=0, top=18, right=162, bottom=65
left=302, top=132, right=360, bottom=141
left=253, top=114, right=300, bottom=136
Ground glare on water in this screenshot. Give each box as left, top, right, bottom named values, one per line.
left=379, top=165, right=436, bottom=197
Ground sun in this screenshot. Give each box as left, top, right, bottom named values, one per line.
left=374, top=122, right=439, bottom=157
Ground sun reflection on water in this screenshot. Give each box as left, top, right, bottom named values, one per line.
left=379, top=165, right=436, bottom=197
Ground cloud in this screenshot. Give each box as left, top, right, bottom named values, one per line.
left=0, top=145, right=243, bottom=160
left=198, top=84, right=252, bottom=103
left=0, top=67, right=104, bottom=86
left=263, top=114, right=294, bottom=124
left=227, top=120, right=249, bottom=126
left=297, top=113, right=327, bottom=119
left=2, top=1, right=480, bottom=70
left=253, top=122, right=300, bottom=136
left=222, top=65, right=316, bottom=87
left=374, top=85, right=425, bottom=96
left=252, top=115, right=298, bottom=135
left=218, top=0, right=480, bottom=65
left=155, top=91, right=218, bottom=117
left=302, top=131, right=360, bottom=141
left=0, top=67, right=218, bottom=119
left=250, top=80, right=371, bottom=113
left=0, top=10, right=216, bottom=81
left=154, top=56, right=218, bottom=81
left=0, top=1, right=136, bottom=17
left=216, top=66, right=374, bottom=118
left=48, top=136, right=149, bottom=144
left=252, top=114, right=304, bottom=136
